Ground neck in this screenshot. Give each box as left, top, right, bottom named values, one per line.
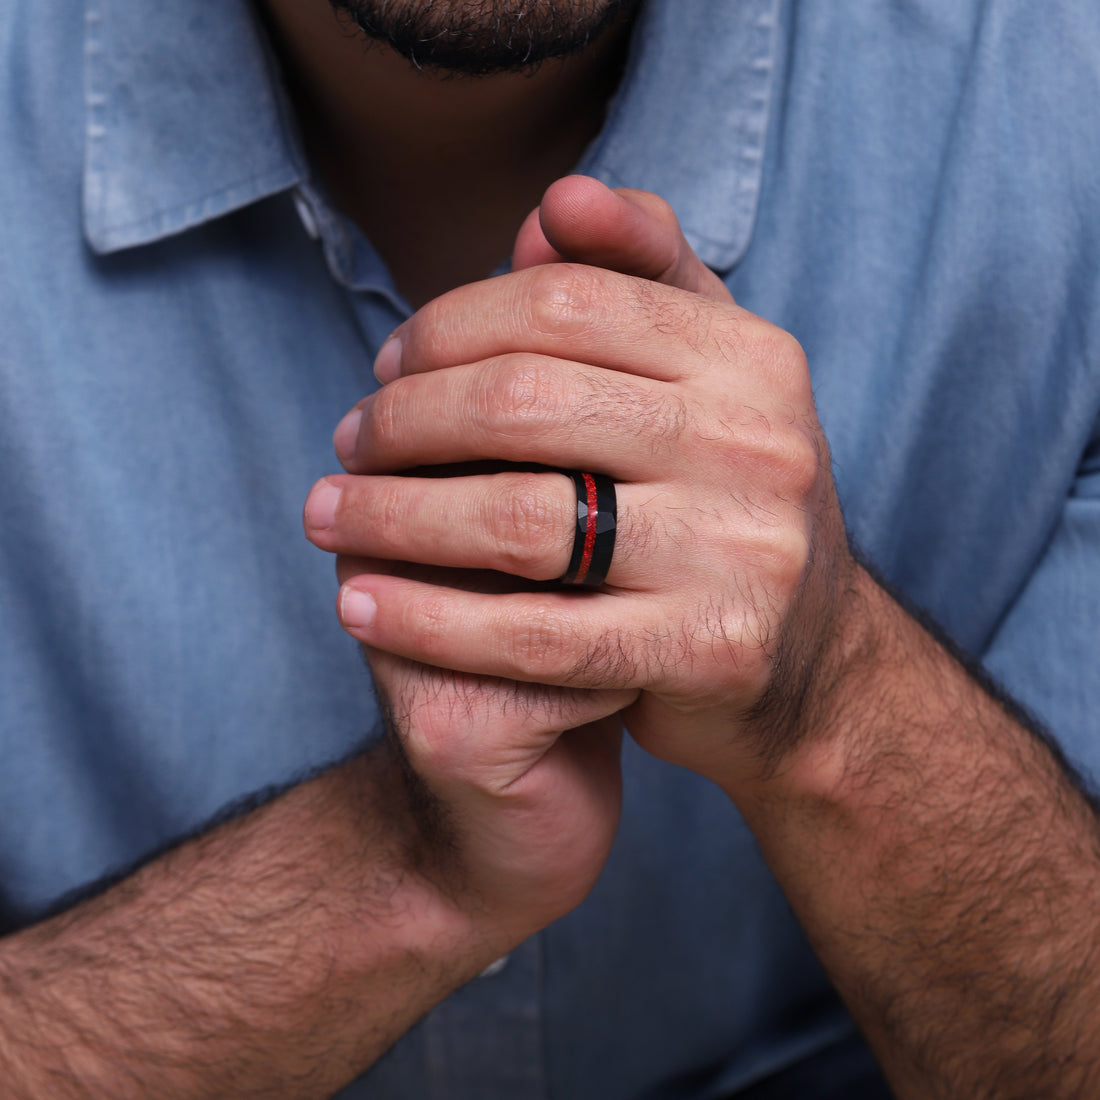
left=258, top=2, right=635, bottom=306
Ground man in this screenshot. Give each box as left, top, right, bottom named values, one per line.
left=0, top=0, right=1098, bottom=1096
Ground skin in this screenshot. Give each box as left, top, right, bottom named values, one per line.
left=304, top=176, right=1100, bottom=1097
left=0, top=7, right=641, bottom=1097
left=325, top=0, right=640, bottom=74
left=2, top=2, right=1098, bottom=1096
left=260, top=0, right=634, bottom=304
left=0, top=732, right=631, bottom=1098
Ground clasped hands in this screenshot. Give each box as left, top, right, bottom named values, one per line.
left=304, top=176, right=857, bottom=942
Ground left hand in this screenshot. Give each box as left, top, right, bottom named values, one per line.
left=306, top=177, right=857, bottom=791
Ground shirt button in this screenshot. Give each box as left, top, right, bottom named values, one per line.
left=478, top=955, right=509, bottom=978
left=292, top=191, right=320, bottom=240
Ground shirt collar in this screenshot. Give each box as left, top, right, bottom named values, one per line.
left=84, top=0, right=779, bottom=272
left=83, top=0, right=305, bottom=254
left=581, top=0, right=780, bottom=271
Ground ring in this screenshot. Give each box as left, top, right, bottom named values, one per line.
left=559, top=472, right=617, bottom=587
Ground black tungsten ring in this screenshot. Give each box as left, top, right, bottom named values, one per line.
left=559, top=471, right=617, bottom=588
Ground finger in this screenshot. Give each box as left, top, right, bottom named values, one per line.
left=512, top=175, right=732, bottom=303
left=306, top=470, right=655, bottom=588
left=511, top=204, right=565, bottom=269
left=336, top=573, right=654, bottom=692
left=309, top=471, right=573, bottom=581
left=373, top=649, right=628, bottom=918
left=370, top=262, right=755, bottom=387
left=370, top=648, right=635, bottom=770
left=338, top=355, right=690, bottom=476
left=335, top=556, right=536, bottom=597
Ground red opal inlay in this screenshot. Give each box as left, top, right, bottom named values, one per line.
left=574, top=471, right=599, bottom=585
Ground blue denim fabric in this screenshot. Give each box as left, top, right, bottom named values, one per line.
left=1, top=0, right=1097, bottom=1096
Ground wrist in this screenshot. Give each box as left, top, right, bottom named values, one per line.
left=0, top=750, right=522, bottom=1097
left=722, top=562, right=900, bottom=811
left=335, top=749, right=524, bottom=982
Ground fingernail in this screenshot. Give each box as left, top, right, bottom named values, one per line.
left=333, top=406, right=363, bottom=464
left=373, top=333, right=403, bottom=384
left=339, top=585, right=377, bottom=631
left=304, top=478, right=341, bottom=532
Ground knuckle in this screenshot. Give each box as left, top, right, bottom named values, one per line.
left=397, top=675, right=478, bottom=777
left=373, top=479, right=413, bottom=549
left=506, top=602, right=572, bottom=680
left=750, top=323, right=812, bottom=399
left=771, top=331, right=812, bottom=399
left=736, top=520, right=813, bottom=606
left=372, top=656, right=493, bottom=782
left=479, top=356, right=554, bottom=420
left=404, top=590, right=452, bottom=659
left=362, top=383, right=407, bottom=455
left=475, top=358, right=567, bottom=440
left=734, top=524, right=813, bottom=633
left=487, top=474, right=565, bottom=576
left=525, top=263, right=601, bottom=339
left=770, top=527, right=813, bottom=594
left=761, top=421, right=824, bottom=505
left=782, top=427, right=825, bottom=501
left=710, top=313, right=810, bottom=398
left=718, top=409, right=823, bottom=507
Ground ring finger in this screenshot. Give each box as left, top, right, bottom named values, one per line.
left=305, top=469, right=658, bottom=589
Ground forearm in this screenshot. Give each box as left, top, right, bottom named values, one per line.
left=733, top=566, right=1100, bottom=1098
left=0, top=749, right=503, bottom=1099
left=306, top=177, right=1100, bottom=1094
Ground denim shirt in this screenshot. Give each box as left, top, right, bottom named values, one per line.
left=2, top=1, right=1098, bottom=1096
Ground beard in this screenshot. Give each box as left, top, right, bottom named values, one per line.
left=327, top=0, right=641, bottom=76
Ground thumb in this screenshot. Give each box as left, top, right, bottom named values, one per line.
left=511, top=174, right=733, bottom=302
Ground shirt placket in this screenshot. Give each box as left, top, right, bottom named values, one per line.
left=424, top=935, right=546, bottom=1100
